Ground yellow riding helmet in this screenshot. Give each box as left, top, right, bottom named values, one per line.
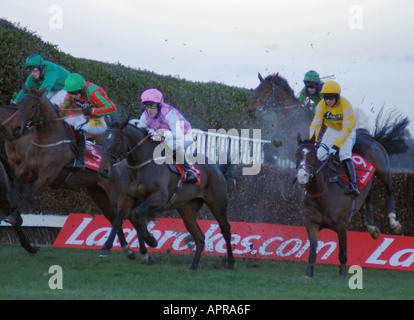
left=321, top=80, right=341, bottom=94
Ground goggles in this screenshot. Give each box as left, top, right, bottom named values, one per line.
left=323, top=95, right=338, bottom=101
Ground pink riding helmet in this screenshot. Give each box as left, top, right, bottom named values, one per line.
left=141, top=88, right=164, bottom=104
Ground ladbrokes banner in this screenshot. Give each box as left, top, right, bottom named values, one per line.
left=53, top=214, right=414, bottom=272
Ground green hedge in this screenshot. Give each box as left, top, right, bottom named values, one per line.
left=0, top=19, right=255, bottom=130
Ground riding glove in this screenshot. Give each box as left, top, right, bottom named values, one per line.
left=328, top=145, right=339, bottom=156
left=82, top=106, right=92, bottom=116
left=151, top=129, right=164, bottom=142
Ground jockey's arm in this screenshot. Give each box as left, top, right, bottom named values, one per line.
left=38, top=71, right=59, bottom=96
left=14, top=74, right=36, bottom=103
left=90, top=91, right=116, bottom=116
left=309, top=101, right=324, bottom=139
left=165, top=111, right=185, bottom=141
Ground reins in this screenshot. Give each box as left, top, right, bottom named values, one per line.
left=105, top=126, right=152, bottom=167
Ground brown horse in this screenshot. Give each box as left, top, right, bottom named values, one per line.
left=5, top=87, right=155, bottom=261
left=247, top=73, right=314, bottom=163
left=295, top=113, right=408, bottom=277
left=98, top=119, right=235, bottom=270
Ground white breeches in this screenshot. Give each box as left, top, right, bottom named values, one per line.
left=317, top=127, right=356, bottom=161
left=47, top=90, right=67, bottom=108
left=64, top=114, right=108, bottom=134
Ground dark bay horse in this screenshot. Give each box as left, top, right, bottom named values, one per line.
left=295, top=114, right=408, bottom=277
left=5, top=87, right=154, bottom=261
left=247, top=73, right=314, bottom=163
left=98, top=119, right=235, bottom=270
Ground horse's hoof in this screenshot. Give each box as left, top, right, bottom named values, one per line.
left=3, top=215, right=17, bottom=226
left=28, top=246, right=39, bottom=255
left=127, top=251, right=137, bottom=260
left=142, top=254, right=154, bottom=265
left=98, top=249, right=110, bottom=258
left=392, top=223, right=403, bottom=235
left=367, top=225, right=380, bottom=240
left=339, top=265, right=347, bottom=276
left=121, top=245, right=137, bottom=260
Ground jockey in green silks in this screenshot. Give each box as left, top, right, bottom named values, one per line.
left=13, top=54, right=70, bottom=109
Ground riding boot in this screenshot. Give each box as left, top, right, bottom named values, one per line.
left=343, top=159, right=360, bottom=197
left=183, top=157, right=199, bottom=184
left=74, top=130, right=86, bottom=170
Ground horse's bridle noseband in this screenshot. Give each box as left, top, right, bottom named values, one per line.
left=16, top=93, right=43, bottom=129
left=252, top=79, right=277, bottom=111
left=297, top=143, right=332, bottom=184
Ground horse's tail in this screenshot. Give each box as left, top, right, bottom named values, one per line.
left=372, top=108, right=410, bottom=155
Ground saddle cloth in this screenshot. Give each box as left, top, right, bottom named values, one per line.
left=84, top=142, right=101, bottom=171
left=167, top=163, right=201, bottom=185
left=327, top=153, right=375, bottom=189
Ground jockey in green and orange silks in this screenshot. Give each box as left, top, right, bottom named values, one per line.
left=59, top=73, right=117, bottom=169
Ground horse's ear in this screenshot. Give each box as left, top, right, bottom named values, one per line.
left=38, top=87, right=48, bottom=97
left=22, top=83, right=29, bottom=93
left=310, top=134, right=316, bottom=144
left=258, top=73, right=264, bottom=83
left=297, top=133, right=302, bottom=145
left=121, top=117, right=130, bottom=129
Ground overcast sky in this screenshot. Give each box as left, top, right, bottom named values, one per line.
left=3, top=0, right=414, bottom=132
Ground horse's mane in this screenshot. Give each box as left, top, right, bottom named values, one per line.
left=265, top=73, right=297, bottom=101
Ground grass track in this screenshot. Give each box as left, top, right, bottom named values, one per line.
left=0, top=244, right=413, bottom=300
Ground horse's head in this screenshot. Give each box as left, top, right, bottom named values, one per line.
left=98, top=118, right=149, bottom=179
left=247, top=73, right=298, bottom=118
left=99, top=118, right=130, bottom=179
left=295, top=133, right=317, bottom=185
left=11, top=84, right=48, bottom=138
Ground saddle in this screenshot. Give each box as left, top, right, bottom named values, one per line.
left=326, top=153, right=375, bottom=189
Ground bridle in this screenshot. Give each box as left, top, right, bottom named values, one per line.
left=102, top=125, right=153, bottom=168
left=252, top=79, right=301, bottom=112
left=15, top=93, right=43, bottom=129
left=297, top=142, right=332, bottom=185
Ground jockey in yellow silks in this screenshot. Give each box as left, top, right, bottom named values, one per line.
left=309, top=80, right=360, bottom=197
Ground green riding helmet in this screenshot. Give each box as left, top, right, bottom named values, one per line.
left=64, top=73, right=86, bottom=93
left=25, top=54, right=44, bottom=68
left=303, top=70, right=321, bottom=84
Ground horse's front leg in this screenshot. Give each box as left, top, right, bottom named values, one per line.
left=98, top=209, right=124, bottom=258
left=4, top=175, right=38, bottom=226
left=337, top=222, right=348, bottom=276
left=305, top=214, right=320, bottom=278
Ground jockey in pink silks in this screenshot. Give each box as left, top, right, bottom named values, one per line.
left=132, top=88, right=199, bottom=184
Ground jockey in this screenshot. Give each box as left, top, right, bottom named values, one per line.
left=298, top=70, right=324, bottom=113
left=309, top=80, right=360, bottom=197
left=13, top=54, right=69, bottom=108
left=59, top=73, right=117, bottom=169
left=134, top=88, right=199, bottom=184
